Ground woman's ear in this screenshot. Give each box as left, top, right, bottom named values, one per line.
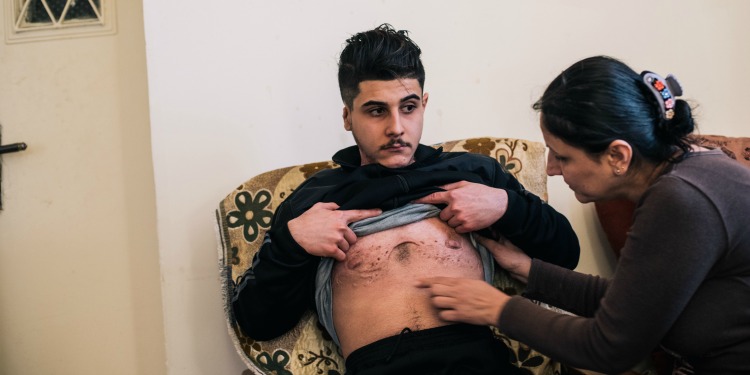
left=342, top=106, right=352, bottom=131
left=607, top=140, right=632, bottom=175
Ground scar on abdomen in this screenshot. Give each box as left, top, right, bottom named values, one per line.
left=394, top=241, right=417, bottom=262
left=445, top=238, right=462, bottom=249
left=346, top=258, right=363, bottom=270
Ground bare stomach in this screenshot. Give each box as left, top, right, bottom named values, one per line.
left=331, top=217, right=484, bottom=358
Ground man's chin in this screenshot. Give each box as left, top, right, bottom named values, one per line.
left=378, top=156, right=414, bottom=168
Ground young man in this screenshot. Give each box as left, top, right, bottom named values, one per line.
left=232, top=24, right=579, bottom=374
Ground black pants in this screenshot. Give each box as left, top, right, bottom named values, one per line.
left=344, top=324, right=520, bottom=375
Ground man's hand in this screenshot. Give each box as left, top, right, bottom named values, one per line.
left=416, top=276, right=510, bottom=327
left=475, top=234, right=531, bottom=283
left=287, top=202, right=382, bottom=261
left=412, top=181, right=508, bottom=233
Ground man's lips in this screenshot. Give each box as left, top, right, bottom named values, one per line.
left=383, top=145, right=405, bottom=150
left=381, top=141, right=411, bottom=150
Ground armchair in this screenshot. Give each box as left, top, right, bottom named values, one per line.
left=215, top=137, right=582, bottom=375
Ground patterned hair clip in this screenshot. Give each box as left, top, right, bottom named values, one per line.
left=641, top=71, right=683, bottom=120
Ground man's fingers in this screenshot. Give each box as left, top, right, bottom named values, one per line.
left=412, top=191, right=449, bottom=205
left=314, top=202, right=341, bottom=210
left=336, top=238, right=350, bottom=252
left=440, top=181, right=468, bottom=191
left=414, top=180, right=471, bottom=203
left=453, top=224, right=469, bottom=234
left=331, top=248, right=346, bottom=262
left=343, top=208, right=383, bottom=223
left=439, top=206, right=455, bottom=223
left=342, top=229, right=357, bottom=246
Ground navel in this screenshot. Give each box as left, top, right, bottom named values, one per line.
left=393, top=241, right=418, bottom=263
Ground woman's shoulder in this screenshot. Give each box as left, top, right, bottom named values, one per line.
left=649, top=150, right=750, bottom=217
left=668, top=149, right=750, bottom=180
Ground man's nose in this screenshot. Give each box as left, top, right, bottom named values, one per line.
left=386, top=113, right=405, bottom=136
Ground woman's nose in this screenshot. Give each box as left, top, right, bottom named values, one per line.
left=546, top=153, right=561, bottom=176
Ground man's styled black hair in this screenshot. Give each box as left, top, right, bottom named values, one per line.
left=338, top=23, right=426, bottom=108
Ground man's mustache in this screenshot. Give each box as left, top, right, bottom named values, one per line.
left=381, top=139, right=411, bottom=149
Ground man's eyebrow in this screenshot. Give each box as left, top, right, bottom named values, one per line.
left=400, top=94, right=420, bottom=102
left=361, top=100, right=386, bottom=107
left=361, top=94, right=421, bottom=108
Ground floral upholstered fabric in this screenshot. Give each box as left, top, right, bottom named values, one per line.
left=216, top=137, right=580, bottom=375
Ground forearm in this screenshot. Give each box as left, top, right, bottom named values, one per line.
left=231, top=254, right=318, bottom=340
left=499, top=296, right=647, bottom=374
left=231, top=205, right=319, bottom=340
left=523, top=259, right=609, bottom=317
left=500, top=263, right=652, bottom=374
left=492, top=189, right=580, bottom=269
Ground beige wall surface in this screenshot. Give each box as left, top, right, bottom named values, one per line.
left=144, top=1, right=750, bottom=373
left=0, top=1, right=165, bottom=374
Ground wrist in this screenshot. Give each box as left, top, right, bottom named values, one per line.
left=513, top=259, right=531, bottom=283
left=492, top=291, right=511, bottom=327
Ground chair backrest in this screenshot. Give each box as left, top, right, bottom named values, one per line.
left=216, top=137, right=569, bottom=375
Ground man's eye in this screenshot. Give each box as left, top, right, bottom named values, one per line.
left=369, top=108, right=385, bottom=116
left=402, top=104, right=417, bottom=113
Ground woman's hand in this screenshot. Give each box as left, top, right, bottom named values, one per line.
left=476, top=234, right=531, bottom=283
left=417, top=276, right=510, bottom=327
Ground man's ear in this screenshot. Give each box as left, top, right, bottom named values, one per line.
left=342, top=106, right=352, bottom=131
left=607, top=140, right=633, bottom=174
left=422, top=92, right=429, bottom=109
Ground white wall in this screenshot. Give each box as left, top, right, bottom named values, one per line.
left=0, top=1, right=165, bottom=374
left=143, top=1, right=750, bottom=373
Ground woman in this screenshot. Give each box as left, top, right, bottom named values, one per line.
left=418, top=56, right=750, bottom=374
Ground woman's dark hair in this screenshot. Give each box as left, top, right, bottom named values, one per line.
left=533, top=56, right=696, bottom=167
left=338, top=23, right=426, bottom=108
